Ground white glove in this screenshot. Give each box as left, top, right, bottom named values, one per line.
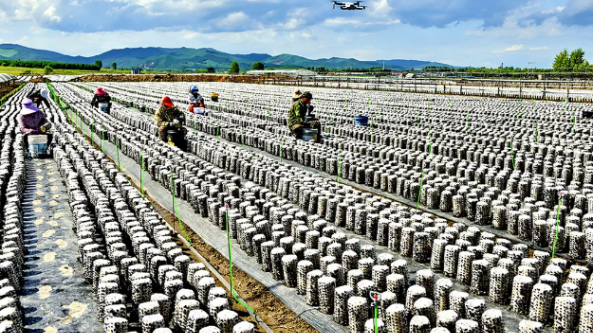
left=170, top=118, right=181, bottom=128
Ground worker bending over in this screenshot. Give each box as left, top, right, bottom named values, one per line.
left=288, top=91, right=321, bottom=142
left=18, top=99, right=53, bottom=147
left=26, top=88, right=50, bottom=109
left=91, top=87, right=112, bottom=113
left=188, top=86, right=205, bottom=113
left=155, top=96, right=187, bottom=142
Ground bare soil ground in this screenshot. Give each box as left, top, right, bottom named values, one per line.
left=0, top=83, right=20, bottom=99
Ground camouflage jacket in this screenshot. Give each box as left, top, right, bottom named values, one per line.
left=154, top=105, right=184, bottom=127
left=288, top=100, right=308, bottom=130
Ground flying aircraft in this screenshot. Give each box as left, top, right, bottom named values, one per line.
left=332, top=1, right=366, bottom=10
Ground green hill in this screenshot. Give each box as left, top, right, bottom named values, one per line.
left=0, top=44, right=453, bottom=71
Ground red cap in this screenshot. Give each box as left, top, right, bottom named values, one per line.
left=161, top=96, right=174, bottom=107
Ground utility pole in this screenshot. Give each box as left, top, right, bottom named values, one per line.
left=528, top=62, right=535, bottom=79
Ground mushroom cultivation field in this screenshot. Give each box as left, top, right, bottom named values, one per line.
left=3, top=81, right=593, bottom=333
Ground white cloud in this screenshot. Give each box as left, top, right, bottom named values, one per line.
left=492, top=44, right=524, bottom=53
left=43, top=6, right=61, bottom=23
left=324, top=17, right=361, bottom=26
left=529, top=46, right=548, bottom=51
left=182, top=32, right=200, bottom=40
left=281, top=7, right=308, bottom=30
left=217, top=11, right=249, bottom=27
left=15, top=36, right=28, bottom=44
left=370, top=0, right=393, bottom=17
left=323, top=17, right=400, bottom=27
left=506, top=44, right=524, bottom=51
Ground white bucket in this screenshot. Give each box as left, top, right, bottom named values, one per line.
left=28, top=135, right=48, bottom=157
left=195, top=107, right=205, bottom=115
left=98, top=103, right=109, bottom=112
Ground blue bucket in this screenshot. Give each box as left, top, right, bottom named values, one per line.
left=302, top=128, right=319, bottom=142
left=355, top=116, right=369, bottom=126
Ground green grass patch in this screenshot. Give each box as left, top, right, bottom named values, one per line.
left=0, top=66, right=132, bottom=76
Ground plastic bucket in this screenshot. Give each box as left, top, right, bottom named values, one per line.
left=302, top=128, right=318, bottom=142
left=98, top=103, right=109, bottom=112
left=28, top=135, right=48, bottom=157
left=354, top=116, right=369, bottom=126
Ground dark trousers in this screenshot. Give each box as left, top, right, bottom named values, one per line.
left=34, top=98, right=50, bottom=109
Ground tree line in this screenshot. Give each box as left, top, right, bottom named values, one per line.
left=553, top=48, right=591, bottom=72
left=0, top=59, right=103, bottom=71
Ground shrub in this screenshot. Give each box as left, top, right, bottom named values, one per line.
left=228, top=61, right=240, bottom=74
left=252, top=62, right=264, bottom=70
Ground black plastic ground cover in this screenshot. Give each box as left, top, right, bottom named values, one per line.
left=21, top=158, right=102, bottom=333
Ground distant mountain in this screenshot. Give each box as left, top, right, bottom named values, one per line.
left=0, top=44, right=88, bottom=63
left=230, top=53, right=272, bottom=62
left=0, top=44, right=454, bottom=71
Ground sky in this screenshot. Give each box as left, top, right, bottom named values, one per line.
left=0, top=0, right=592, bottom=67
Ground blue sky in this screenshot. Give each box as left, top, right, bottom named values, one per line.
left=0, top=0, right=592, bottom=67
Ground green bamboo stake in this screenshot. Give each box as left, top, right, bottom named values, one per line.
left=337, top=149, right=343, bottom=183
left=374, top=305, right=378, bottom=333
left=169, top=167, right=192, bottom=244
left=242, top=127, right=245, bottom=148
left=552, top=195, right=563, bottom=258
left=510, top=137, right=515, bottom=170
left=101, top=124, right=104, bottom=153
left=535, top=122, right=539, bottom=144
left=428, top=129, right=432, bottom=155
left=141, top=150, right=145, bottom=199
left=280, top=137, right=284, bottom=162
left=115, top=133, right=121, bottom=171
left=216, top=119, right=220, bottom=139
left=226, top=208, right=255, bottom=312
left=417, top=167, right=425, bottom=209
